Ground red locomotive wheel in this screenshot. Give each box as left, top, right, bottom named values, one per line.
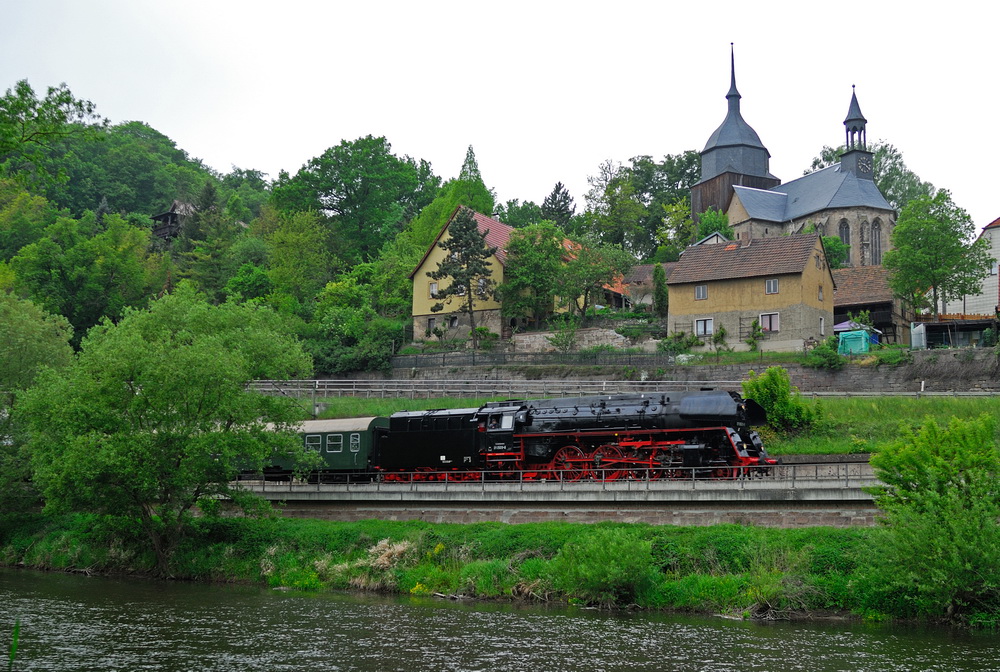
left=591, top=445, right=626, bottom=481
left=551, top=445, right=588, bottom=481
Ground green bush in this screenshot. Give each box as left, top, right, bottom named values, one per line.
left=803, top=342, right=846, bottom=370
left=547, top=527, right=657, bottom=606
left=870, top=345, right=912, bottom=367
left=657, top=331, right=701, bottom=356
left=742, top=366, right=817, bottom=431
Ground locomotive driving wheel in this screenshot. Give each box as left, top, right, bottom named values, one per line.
left=591, top=445, right=626, bottom=481
left=550, top=445, right=588, bottom=481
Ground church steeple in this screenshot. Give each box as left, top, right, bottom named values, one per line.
left=844, top=85, right=867, bottom=150
left=691, top=45, right=780, bottom=219
left=840, top=86, right=875, bottom=180
left=698, top=44, right=775, bottom=184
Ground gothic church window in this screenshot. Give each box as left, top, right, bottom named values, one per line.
left=871, top=219, right=883, bottom=265
left=839, top=220, right=851, bottom=264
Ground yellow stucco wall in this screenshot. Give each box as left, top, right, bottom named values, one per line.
left=411, top=228, right=504, bottom=320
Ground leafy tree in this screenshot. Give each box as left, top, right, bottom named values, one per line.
left=220, top=167, right=270, bottom=220
left=0, top=79, right=106, bottom=188
left=806, top=141, right=935, bottom=212
left=556, top=236, right=633, bottom=319
left=654, top=199, right=696, bottom=262
left=40, top=120, right=210, bottom=217
left=696, top=207, right=732, bottom=240
left=263, top=210, right=330, bottom=305
left=0, top=178, right=58, bottom=261
left=18, top=284, right=314, bottom=575
left=12, top=213, right=164, bottom=345
left=883, top=191, right=992, bottom=317
left=629, top=151, right=700, bottom=257
left=540, top=181, right=576, bottom=230
left=224, top=262, right=272, bottom=302
left=427, top=207, right=497, bottom=348
left=494, top=198, right=542, bottom=228
left=498, top=221, right=564, bottom=324
left=867, top=415, right=1000, bottom=620
left=407, top=146, right=494, bottom=251
left=821, top=235, right=849, bottom=269
left=0, top=294, right=73, bottom=511
left=581, top=160, right=647, bottom=256
left=652, top=262, right=668, bottom=319
left=271, top=135, right=422, bottom=265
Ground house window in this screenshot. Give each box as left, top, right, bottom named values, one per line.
left=760, top=313, right=780, bottom=332
left=695, top=318, right=714, bottom=336
left=456, top=284, right=467, bottom=296
left=765, top=278, right=779, bottom=294
left=449, top=315, right=458, bottom=328
left=477, top=277, right=487, bottom=296
left=992, top=262, right=998, bottom=276
left=428, top=281, right=438, bottom=298
left=820, top=316, right=826, bottom=336
left=427, top=317, right=436, bottom=332
left=695, top=284, right=708, bottom=300
left=818, top=285, right=824, bottom=301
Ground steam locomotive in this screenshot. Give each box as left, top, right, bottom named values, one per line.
left=264, top=390, right=774, bottom=482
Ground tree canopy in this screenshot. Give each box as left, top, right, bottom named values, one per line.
left=18, top=284, right=314, bottom=575
left=0, top=79, right=106, bottom=188
left=498, top=221, right=565, bottom=324
left=883, top=190, right=992, bottom=316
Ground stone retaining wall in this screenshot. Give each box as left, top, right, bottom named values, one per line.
left=279, top=501, right=879, bottom=527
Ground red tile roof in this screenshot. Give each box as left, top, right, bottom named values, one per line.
left=831, top=266, right=894, bottom=305
left=667, top=235, right=821, bottom=285
left=984, top=216, right=1000, bottom=230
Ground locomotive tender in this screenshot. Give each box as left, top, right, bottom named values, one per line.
left=268, top=390, right=773, bottom=482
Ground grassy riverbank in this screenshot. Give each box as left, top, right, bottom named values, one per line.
left=0, top=512, right=912, bottom=622
left=308, top=395, right=1000, bottom=456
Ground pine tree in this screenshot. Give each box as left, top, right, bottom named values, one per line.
left=427, top=207, right=497, bottom=348
left=541, top=181, right=576, bottom=230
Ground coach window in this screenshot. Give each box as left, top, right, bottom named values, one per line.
left=349, top=433, right=361, bottom=452
left=327, top=434, right=343, bottom=453
left=695, top=284, right=708, bottom=300
left=305, top=434, right=322, bottom=452
left=695, top=318, right=713, bottom=336
left=760, top=313, right=780, bottom=332
left=765, top=278, right=778, bottom=294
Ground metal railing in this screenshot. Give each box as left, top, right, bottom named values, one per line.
left=250, top=378, right=997, bottom=401
left=237, top=461, right=876, bottom=495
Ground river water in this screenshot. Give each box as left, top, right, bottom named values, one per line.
left=2, top=568, right=998, bottom=672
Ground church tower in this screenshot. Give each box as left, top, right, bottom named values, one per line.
left=838, top=86, right=875, bottom=181
left=691, top=45, right=780, bottom=221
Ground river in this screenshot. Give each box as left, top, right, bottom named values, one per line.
left=2, top=568, right=998, bottom=671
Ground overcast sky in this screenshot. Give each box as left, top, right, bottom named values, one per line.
left=3, top=1, right=996, bottom=230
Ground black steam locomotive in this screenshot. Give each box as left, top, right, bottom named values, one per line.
left=278, top=390, right=773, bottom=482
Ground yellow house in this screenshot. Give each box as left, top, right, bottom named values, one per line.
left=667, top=234, right=835, bottom=352
left=409, top=207, right=512, bottom=339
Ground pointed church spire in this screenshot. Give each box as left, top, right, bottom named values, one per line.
left=844, top=85, right=868, bottom=150
left=727, top=43, right=740, bottom=100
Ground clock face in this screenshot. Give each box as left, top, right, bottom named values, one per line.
left=859, top=156, right=873, bottom=173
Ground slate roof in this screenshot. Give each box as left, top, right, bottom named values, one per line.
left=832, top=266, right=894, bottom=306
left=732, top=164, right=893, bottom=223
left=667, top=235, right=821, bottom=285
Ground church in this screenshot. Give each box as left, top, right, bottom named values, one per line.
left=690, top=49, right=896, bottom=269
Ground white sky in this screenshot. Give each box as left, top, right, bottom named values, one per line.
left=3, top=1, right=996, bottom=229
